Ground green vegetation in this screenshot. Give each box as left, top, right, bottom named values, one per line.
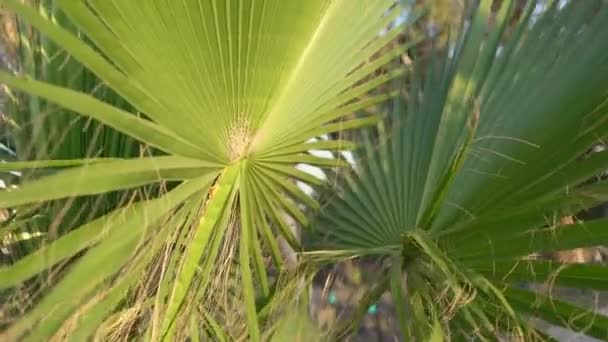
left=1, top=0, right=608, bottom=341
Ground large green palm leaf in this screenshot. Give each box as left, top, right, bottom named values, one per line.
left=312, top=0, right=608, bottom=340
left=0, top=0, right=416, bottom=340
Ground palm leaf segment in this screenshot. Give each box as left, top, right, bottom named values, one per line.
left=314, top=0, right=608, bottom=340
left=0, top=0, right=416, bottom=340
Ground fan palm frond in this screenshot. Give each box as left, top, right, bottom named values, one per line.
left=312, top=0, right=608, bottom=339
left=0, top=0, right=419, bottom=340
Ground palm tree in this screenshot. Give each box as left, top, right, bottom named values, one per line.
left=0, top=0, right=415, bottom=340
left=1, top=0, right=608, bottom=341
left=310, top=0, right=608, bottom=340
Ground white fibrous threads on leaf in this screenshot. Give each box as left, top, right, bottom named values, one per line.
left=226, top=113, right=251, bottom=161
